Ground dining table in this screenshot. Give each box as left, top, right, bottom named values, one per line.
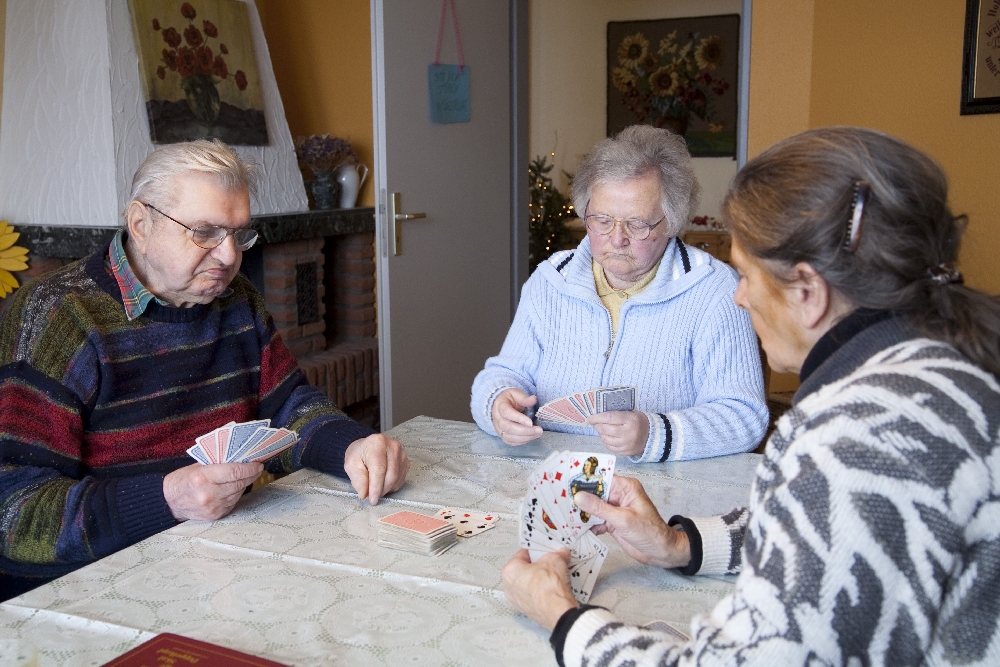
left=0, top=416, right=761, bottom=666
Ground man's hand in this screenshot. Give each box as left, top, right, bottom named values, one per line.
left=575, top=476, right=691, bottom=569
left=491, top=388, right=543, bottom=445
left=586, top=410, right=649, bottom=457
left=344, top=433, right=409, bottom=505
left=163, top=462, right=264, bottom=522
left=501, top=549, right=579, bottom=631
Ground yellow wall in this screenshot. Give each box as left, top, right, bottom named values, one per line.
left=749, top=0, right=1000, bottom=393
left=258, top=0, right=374, bottom=206
left=809, top=0, right=1000, bottom=294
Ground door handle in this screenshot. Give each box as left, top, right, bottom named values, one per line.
left=389, top=192, right=426, bottom=255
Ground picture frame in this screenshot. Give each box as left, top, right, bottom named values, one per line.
left=128, top=0, right=269, bottom=144
left=607, top=15, right=740, bottom=157
left=960, top=0, right=1000, bottom=115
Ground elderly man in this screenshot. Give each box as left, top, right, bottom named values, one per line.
left=0, top=140, right=408, bottom=599
left=471, top=125, right=767, bottom=461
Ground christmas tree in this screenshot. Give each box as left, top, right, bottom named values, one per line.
left=528, top=154, right=577, bottom=273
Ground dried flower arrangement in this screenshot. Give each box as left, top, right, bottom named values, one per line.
left=294, top=135, right=359, bottom=174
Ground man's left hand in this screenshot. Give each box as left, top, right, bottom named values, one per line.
left=501, top=549, right=579, bottom=631
left=586, top=410, right=649, bottom=457
left=344, top=433, right=409, bottom=504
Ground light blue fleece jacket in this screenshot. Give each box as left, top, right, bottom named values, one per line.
left=470, top=236, right=768, bottom=462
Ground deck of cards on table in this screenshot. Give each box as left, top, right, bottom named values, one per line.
left=378, top=508, right=498, bottom=556
left=536, top=386, right=636, bottom=425
left=519, top=451, right=616, bottom=603
left=186, top=420, right=298, bottom=465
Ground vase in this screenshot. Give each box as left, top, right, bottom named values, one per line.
left=309, top=171, right=338, bottom=210
left=657, top=113, right=689, bottom=136
left=182, top=74, right=221, bottom=125
left=335, top=163, right=369, bottom=208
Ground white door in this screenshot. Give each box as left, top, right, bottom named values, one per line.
left=371, top=0, right=522, bottom=428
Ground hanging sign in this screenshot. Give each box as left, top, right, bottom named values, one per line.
left=428, top=0, right=470, bottom=124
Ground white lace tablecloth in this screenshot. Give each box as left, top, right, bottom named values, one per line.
left=0, top=417, right=760, bottom=666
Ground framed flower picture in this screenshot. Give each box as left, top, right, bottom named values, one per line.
left=607, top=15, right=740, bottom=157
left=128, top=0, right=269, bottom=145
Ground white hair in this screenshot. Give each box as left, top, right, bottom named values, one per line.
left=126, top=139, right=259, bottom=218
left=572, top=125, right=700, bottom=237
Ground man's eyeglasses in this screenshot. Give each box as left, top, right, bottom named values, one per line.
left=142, top=202, right=258, bottom=251
left=584, top=205, right=666, bottom=241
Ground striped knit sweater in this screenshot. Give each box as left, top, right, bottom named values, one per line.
left=0, top=246, right=372, bottom=596
left=555, top=312, right=1000, bottom=666
left=470, top=236, right=767, bottom=462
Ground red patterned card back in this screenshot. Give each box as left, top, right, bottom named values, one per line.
left=102, top=633, right=287, bottom=667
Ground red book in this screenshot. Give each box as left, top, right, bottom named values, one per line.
left=102, top=633, right=288, bottom=667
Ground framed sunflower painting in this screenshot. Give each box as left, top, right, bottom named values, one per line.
left=128, top=0, right=268, bottom=145
left=607, top=15, right=740, bottom=157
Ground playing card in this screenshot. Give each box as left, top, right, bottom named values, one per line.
left=537, top=396, right=587, bottom=424
left=195, top=431, right=219, bottom=464
left=186, top=443, right=211, bottom=465
left=225, top=419, right=271, bottom=460
left=240, top=429, right=298, bottom=463
left=519, top=450, right=616, bottom=603
left=596, top=385, right=636, bottom=413
left=563, top=452, right=616, bottom=531
left=435, top=508, right=498, bottom=538
left=379, top=511, right=452, bottom=534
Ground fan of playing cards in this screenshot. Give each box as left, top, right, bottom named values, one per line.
left=519, top=451, right=616, bottom=603
left=186, top=420, right=298, bottom=465
left=535, top=386, right=636, bottom=425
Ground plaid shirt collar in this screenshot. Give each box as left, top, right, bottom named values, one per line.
left=108, top=229, right=164, bottom=321
left=108, top=230, right=235, bottom=320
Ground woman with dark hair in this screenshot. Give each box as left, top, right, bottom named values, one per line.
left=501, top=127, right=1000, bottom=665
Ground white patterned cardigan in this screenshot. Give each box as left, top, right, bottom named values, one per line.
left=556, top=316, right=1000, bottom=666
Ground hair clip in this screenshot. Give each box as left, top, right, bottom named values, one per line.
left=844, top=181, right=870, bottom=253
left=927, top=264, right=963, bottom=286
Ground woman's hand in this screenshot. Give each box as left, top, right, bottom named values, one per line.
left=491, top=388, right=543, bottom=445
left=575, top=476, right=691, bottom=569
left=586, top=410, right=649, bottom=457
left=501, top=549, right=579, bottom=631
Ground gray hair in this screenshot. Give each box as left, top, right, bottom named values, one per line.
left=572, top=125, right=700, bottom=237
left=126, top=139, right=259, bottom=217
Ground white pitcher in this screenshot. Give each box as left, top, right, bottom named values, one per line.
left=335, top=163, right=369, bottom=209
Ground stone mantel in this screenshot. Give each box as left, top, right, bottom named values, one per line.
left=15, top=208, right=376, bottom=259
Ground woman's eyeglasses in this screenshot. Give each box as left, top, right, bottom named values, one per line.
left=584, top=204, right=666, bottom=241
left=142, top=202, right=258, bottom=251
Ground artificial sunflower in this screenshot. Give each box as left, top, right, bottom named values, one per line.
left=658, top=36, right=678, bottom=56
left=0, top=221, right=29, bottom=297
left=617, top=33, right=649, bottom=68
left=695, top=35, right=724, bottom=71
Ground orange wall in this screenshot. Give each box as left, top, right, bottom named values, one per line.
left=749, top=0, right=1000, bottom=393
left=809, top=0, right=1000, bottom=294
left=258, top=0, right=374, bottom=206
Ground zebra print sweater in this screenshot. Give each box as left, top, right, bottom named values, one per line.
left=556, top=312, right=1000, bottom=666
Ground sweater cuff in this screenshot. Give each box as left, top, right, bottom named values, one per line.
left=685, top=514, right=742, bottom=575
left=114, top=473, right=178, bottom=545
left=481, top=385, right=514, bottom=435
left=666, top=515, right=701, bottom=575
left=300, top=418, right=376, bottom=479
left=631, top=412, right=672, bottom=463
left=556, top=606, right=619, bottom=667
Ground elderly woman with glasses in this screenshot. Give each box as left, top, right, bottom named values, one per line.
left=471, top=125, right=768, bottom=461
left=0, top=140, right=409, bottom=599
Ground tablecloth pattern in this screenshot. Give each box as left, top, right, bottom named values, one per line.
left=0, top=417, right=760, bottom=666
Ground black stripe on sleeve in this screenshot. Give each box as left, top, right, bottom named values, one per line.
left=667, top=515, right=702, bottom=575
left=657, top=414, right=672, bottom=462
left=550, top=604, right=606, bottom=667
